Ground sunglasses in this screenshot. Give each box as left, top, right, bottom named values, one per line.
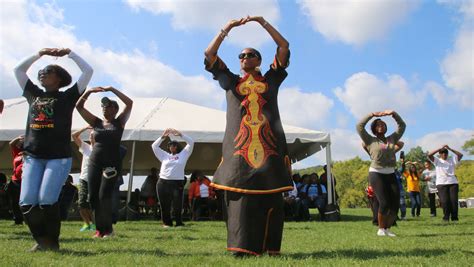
left=238, top=52, right=258, bottom=59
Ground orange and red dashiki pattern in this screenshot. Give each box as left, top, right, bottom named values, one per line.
left=233, top=74, right=277, bottom=169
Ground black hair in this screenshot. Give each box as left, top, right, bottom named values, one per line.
left=101, top=97, right=119, bottom=110
left=370, top=118, right=386, bottom=135
left=439, top=148, right=449, bottom=154
left=38, top=64, right=72, bottom=88
left=190, top=170, right=203, bottom=183
left=168, top=140, right=183, bottom=153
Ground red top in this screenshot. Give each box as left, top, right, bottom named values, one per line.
left=188, top=178, right=215, bottom=202
left=11, top=147, right=23, bottom=182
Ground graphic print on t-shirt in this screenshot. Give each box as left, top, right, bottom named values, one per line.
left=30, top=97, right=57, bottom=129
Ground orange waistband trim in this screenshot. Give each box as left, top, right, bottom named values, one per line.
left=210, top=183, right=293, bottom=194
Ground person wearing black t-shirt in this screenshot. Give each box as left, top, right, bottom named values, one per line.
left=76, top=86, right=132, bottom=238
left=14, top=48, right=93, bottom=251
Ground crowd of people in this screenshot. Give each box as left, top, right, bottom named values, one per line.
left=359, top=111, right=464, bottom=237
left=0, top=14, right=466, bottom=257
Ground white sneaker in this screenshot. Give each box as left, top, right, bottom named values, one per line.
left=385, top=229, right=396, bottom=237
left=377, top=229, right=386, bottom=236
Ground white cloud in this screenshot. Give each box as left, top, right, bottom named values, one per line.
left=0, top=0, right=223, bottom=108
left=334, top=72, right=426, bottom=119
left=415, top=128, right=473, bottom=154
left=278, top=87, right=334, bottom=129
left=125, top=0, right=280, bottom=48
left=298, top=0, right=420, bottom=46
left=438, top=0, right=474, bottom=109
left=423, top=80, right=473, bottom=109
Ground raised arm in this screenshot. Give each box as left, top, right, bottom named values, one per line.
left=428, top=145, right=445, bottom=162
left=151, top=129, right=171, bottom=162
left=356, top=112, right=375, bottom=145
left=14, top=52, right=41, bottom=90
left=204, top=18, right=247, bottom=64
left=67, top=50, right=93, bottom=94
left=246, top=16, right=289, bottom=66
left=172, top=129, right=194, bottom=155
left=388, top=111, right=406, bottom=142
left=76, top=87, right=103, bottom=126
left=446, top=145, right=463, bottom=162
left=72, top=126, right=91, bottom=147
left=102, top=86, right=133, bottom=127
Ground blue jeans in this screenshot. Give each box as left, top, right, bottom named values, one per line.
left=409, top=191, right=421, bottom=217
left=20, top=156, right=72, bottom=206
left=399, top=191, right=407, bottom=218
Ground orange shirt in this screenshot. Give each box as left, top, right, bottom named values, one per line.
left=404, top=171, right=421, bottom=192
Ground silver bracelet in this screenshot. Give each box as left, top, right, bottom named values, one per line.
left=262, top=20, right=268, bottom=27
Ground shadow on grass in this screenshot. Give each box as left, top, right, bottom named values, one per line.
left=284, top=248, right=453, bottom=260
left=59, top=248, right=166, bottom=256
left=339, top=214, right=372, bottom=222
left=409, top=232, right=474, bottom=238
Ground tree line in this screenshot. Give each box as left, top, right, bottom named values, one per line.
left=297, top=141, right=474, bottom=208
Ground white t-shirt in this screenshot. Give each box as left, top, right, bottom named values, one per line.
left=422, top=169, right=437, bottom=193
left=199, top=183, right=209, bottom=198
left=79, top=141, right=92, bottom=181
left=433, top=156, right=459, bottom=185
left=151, top=134, right=194, bottom=180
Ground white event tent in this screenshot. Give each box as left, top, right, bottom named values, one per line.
left=0, top=97, right=335, bottom=206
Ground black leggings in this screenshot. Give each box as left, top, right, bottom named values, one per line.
left=437, top=184, right=458, bottom=221
left=87, top=159, right=120, bottom=234
left=156, top=179, right=184, bottom=226
left=369, top=172, right=400, bottom=216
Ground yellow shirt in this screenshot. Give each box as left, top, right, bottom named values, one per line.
left=404, top=171, right=421, bottom=192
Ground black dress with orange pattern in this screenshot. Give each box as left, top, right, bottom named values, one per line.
left=205, top=54, right=292, bottom=255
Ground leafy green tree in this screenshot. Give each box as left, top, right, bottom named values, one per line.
left=457, top=160, right=474, bottom=198
left=462, top=138, right=474, bottom=156
left=404, top=146, right=428, bottom=163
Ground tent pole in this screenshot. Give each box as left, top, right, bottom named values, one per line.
left=324, top=141, right=340, bottom=221
left=126, top=140, right=136, bottom=220
left=326, top=143, right=333, bottom=205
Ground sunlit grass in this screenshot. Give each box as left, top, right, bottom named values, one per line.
left=0, top=208, right=472, bottom=266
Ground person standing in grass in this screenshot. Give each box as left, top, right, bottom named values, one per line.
left=14, top=47, right=93, bottom=251
left=72, top=126, right=96, bottom=232
left=204, top=16, right=293, bottom=256
left=422, top=160, right=438, bottom=217
left=151, top=128, right=194, bottom=228
left=357, top=110, right=406, bottom=237
left=8, top=135, right=25, bottom=225
left=76, top=87, right=133, bottom=238
left=428, top=145, right=463, bottom=222
left=402, top=161, right=423, bottom=217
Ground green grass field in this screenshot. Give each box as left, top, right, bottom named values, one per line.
left=0, top=208, right=473, bottom=266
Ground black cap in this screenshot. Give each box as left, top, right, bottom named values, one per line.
left=101, top=97, right=119, bottom=109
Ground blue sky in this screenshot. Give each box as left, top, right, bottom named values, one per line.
left=1, top=0, right=472, bottom=168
